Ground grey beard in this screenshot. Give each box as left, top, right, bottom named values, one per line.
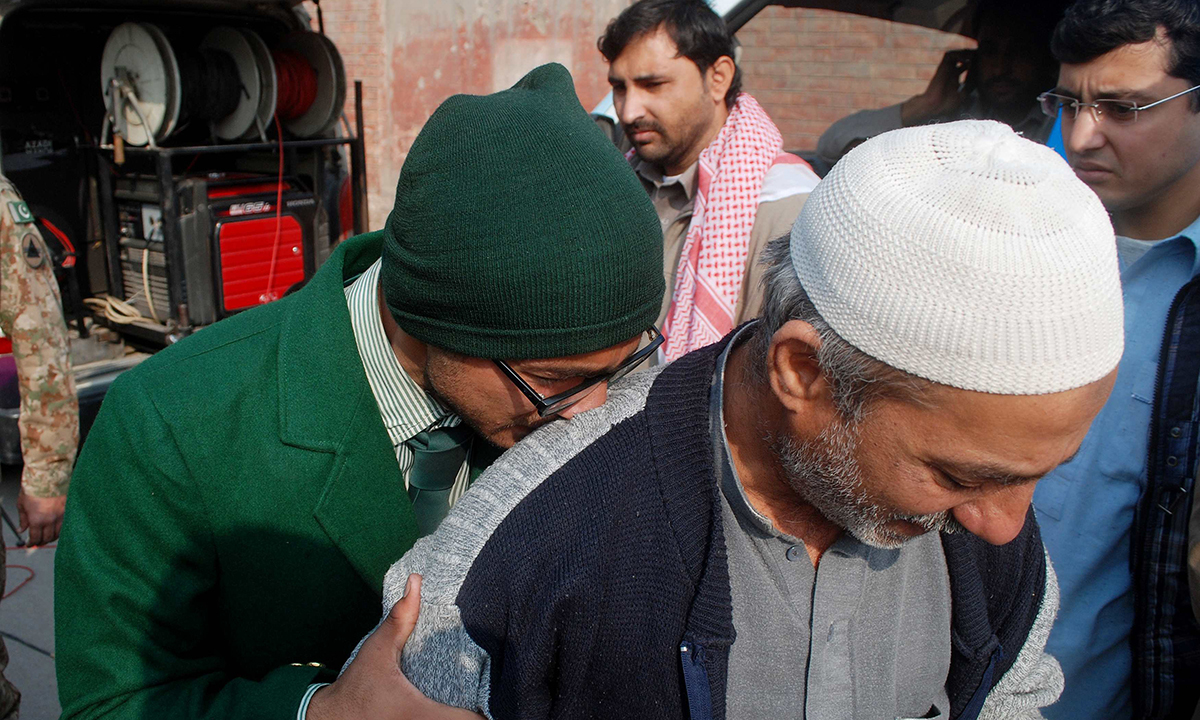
left=769, top=421, right=965, bottom=549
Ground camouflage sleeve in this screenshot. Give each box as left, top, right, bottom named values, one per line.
left=0, top=180, right=79, bottom=497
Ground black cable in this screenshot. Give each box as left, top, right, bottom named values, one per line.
left=177, top=47, right=242, bottom=123
left=0, top=507, right=22, bottom=548
left=0, top=631, right=52, bottom=659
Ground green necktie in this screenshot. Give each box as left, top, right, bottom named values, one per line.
left=405, top=424, right=501, bottom=537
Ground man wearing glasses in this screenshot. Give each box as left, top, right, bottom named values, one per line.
left=1031, top=1, right=1200, bottom=718
left=55, top=64, right=665, bottom=720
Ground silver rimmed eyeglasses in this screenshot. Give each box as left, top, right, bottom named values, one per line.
left=1038, top=84, right=1200, bottom=124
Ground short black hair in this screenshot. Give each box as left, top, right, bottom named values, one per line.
left=1053, top=0, right=1200, bottom=109
left=598, top=0, right=742, bottom=108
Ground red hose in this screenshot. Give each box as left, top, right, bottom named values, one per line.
left=260, top=115, right=286, bottom=304
left=38, top=218, right=76, bottom=269
left=273, top=50, right=318, bottom=120
left=2, top=565, right=33, bottom=600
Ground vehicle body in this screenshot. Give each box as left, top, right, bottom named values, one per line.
left=0, top=0, right=362, bottom=456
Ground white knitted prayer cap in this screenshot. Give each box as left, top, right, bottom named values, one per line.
left=791, top=120, right=1123, bottom=395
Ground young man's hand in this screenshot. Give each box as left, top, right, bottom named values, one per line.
left=307, top=574, right=484, bottom=720
left=16, top=492, right=66, bottom=546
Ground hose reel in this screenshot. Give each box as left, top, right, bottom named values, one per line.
left=100, top=23, right=346, bottom=147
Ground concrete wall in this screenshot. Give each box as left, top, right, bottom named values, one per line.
left=313, top=1, right=972, bottom=228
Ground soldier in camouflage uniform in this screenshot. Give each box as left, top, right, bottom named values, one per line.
left=0, top=172, right=79, bottom=719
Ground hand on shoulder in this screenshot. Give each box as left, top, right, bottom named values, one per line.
left=307, top=574, right=484, bottom=720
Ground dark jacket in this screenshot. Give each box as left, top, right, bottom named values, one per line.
left=1133, top=274, right=1200, bottom=720
left=377, top=334, right=1057, bottom=720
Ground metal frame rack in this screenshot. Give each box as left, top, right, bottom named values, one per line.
left=93, top=81, right=369, bottom=347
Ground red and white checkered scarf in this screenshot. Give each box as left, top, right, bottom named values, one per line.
left=652, top=93, right=797, bottom=361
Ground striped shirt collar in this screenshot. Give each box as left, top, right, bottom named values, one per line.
left=344, top=258, right=460, bottom=449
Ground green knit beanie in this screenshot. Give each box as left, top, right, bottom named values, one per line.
left=379, top=63, right=664, bottom=360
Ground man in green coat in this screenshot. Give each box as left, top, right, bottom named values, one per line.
left=54, top=63, right=664, bottom=720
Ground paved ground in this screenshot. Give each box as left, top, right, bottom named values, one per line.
left=0, top=463, right=61, bottom=720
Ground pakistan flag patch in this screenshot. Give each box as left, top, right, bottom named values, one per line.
left=7, top=201, right=34, bottom=225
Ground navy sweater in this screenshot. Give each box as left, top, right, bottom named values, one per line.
left=370, top=335, right=1054, bottom=720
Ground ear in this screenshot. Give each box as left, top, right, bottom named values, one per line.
left=767, top=320, right=836, bottom=418
left=705, top=55, right=736, bottom=105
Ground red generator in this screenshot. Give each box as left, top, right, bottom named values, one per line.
left=111, top=172, right=326, bottom=333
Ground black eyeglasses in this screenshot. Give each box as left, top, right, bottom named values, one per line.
left=494, top=327, right=664, bottom=418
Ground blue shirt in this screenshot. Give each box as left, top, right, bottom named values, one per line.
left=1035, top=214, right=1200, bottom=720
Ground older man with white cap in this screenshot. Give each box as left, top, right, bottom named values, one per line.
left=342, top=120, right=1123, bottom=720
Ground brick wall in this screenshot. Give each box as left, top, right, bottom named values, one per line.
left=737, top=6, right=974, bottom=152
left=306, top=0, right=388, bottom=228
left=309, top=0, right=629, bottom=230
left=311, top=1, right=975, bottom=226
